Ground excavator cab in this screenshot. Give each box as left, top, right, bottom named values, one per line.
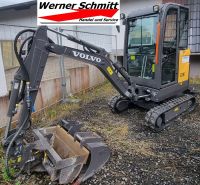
left=123, top=4, right=190, bottom=101
left=109, top=3, right=196, bottom=131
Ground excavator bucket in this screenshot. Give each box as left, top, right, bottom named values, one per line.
left=31, top=120, right=110, bottom=184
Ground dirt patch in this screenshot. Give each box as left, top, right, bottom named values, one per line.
left=1, top=82, right=200, bottom=185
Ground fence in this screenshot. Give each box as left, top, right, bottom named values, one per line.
left=0, top=24, right=118, bottom=127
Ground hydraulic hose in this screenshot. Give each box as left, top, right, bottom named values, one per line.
left=47, top=28, right=106, bottom=55
left=19, top=36, right=33, bottom=58
left=5, top=113, right=30, bottom=179
left=14, top=29, right=35, bottom=82
left=15, top=33, right=34, bottom=102
left=18, top=81, right=26, bottom=102
left=5, top=30, right=37, bottom=178
left=5, top=29, right=44, bottom=179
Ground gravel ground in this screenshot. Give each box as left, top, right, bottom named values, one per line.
left=5, top=83, right=200, bottom=185
left=69, top=88, right=200, bottom=185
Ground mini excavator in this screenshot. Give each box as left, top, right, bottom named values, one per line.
left=2, top=3, right=197, bottom=185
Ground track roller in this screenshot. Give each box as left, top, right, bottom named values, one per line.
left=108, top=95, right=131, bottom=113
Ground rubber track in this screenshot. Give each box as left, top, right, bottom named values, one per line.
left=145, top=94, right=196, bottom=132
left=108, top=95, right=124, bottom=113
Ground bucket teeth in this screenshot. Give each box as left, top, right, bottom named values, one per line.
left=30, top=120, right=110, bottom=184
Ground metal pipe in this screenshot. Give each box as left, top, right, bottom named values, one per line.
left=56, top=27, right=67, bottom=102
left=115, top=35, right=118, bottom=62
left=62, top=28, right=116, bottom=37
left=48, top=28, right=105, bottom=54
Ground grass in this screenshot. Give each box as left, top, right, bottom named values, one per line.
left=32, top=81, right=115, bottom=127
left=0, top=82, right=114, bottom=185
left=190, top=78, right=200, bottom=84
left=84, top=122, right=155, bottom=157
left=0, top=145, right=21, bottom=185
left=0, top=82, right=115, bottom=184
left=1, top=78, right=199, bottom=184
left=32, top=80, right=155, bottom=157
left=32, top=103, right=81, bottom=127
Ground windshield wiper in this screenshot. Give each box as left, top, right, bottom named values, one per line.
left=128, top=45, right=142, bottom=49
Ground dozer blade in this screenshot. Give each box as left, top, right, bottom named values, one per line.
left=31, top=120, right=110, bottom=184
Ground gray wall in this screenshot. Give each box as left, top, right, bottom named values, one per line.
left=190, top=55, right=200, bottom=78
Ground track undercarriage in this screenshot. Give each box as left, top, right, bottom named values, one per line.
left=109, top=93, right=197, bottom=132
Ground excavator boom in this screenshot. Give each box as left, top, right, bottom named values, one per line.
left=3, top=26, right=127, bottom=184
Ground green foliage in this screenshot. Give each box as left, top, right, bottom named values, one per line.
left=47, top=109, right=57, bottom=119
left=2, top=165, right=11, bottom=182
left=1, top=157, right=16, bottom=182
left=15, top=181, right=21, bottom=185
left=190, top=78, right=200, bottom=84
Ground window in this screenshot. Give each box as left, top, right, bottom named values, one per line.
left=162, top=8, right=178, bottom=85
left=179, top=8, right=189, bottom=49
left=128, top=18, right=142, bottom=47
left=127, top=15, right=158, bottom=79
left=128, top=16, right=157, bottom=47
left=163, top=9, right=177, bottom=46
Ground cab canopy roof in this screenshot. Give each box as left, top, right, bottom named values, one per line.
left=127, top=3, right=187, bottom=18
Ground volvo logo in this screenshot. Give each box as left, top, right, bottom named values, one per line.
left=72, top=51, right=102, bottom=63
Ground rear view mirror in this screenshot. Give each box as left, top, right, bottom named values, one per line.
left=120, top=13, right=127, bottom=25
left=116, top=13, right=126, bottom=32
left=116, top=25, right=120, bottom=33
left=120, top=13, right=126, bottom=20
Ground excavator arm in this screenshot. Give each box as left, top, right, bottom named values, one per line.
left=2, top=26, right=134, bottom=184
left=5, top=26, right=134, bottom=140
left=47, top=28, right=132, bottom=98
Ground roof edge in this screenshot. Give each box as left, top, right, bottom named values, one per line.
left=0, top=1, right=36, bottom=11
